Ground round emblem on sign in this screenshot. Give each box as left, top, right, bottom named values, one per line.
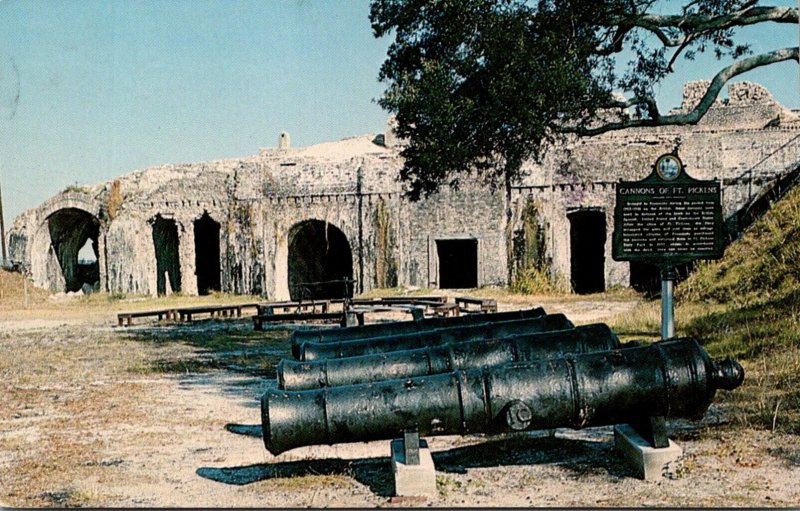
left=655, top=154, right=682, bottom=181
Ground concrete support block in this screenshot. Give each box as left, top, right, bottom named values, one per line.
left=390, top=438, right=437, bottom=497
left=343, top=311, right=360, bottom=327
left=614, top=423, right=683, bottom=480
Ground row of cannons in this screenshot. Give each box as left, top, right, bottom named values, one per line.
left=255, top=307, right=744, bottom=492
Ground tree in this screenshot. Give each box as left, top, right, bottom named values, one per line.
left=370, top=0, right=799, bottom=199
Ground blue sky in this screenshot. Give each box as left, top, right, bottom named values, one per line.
left=0, top=0, right=798, bottom=224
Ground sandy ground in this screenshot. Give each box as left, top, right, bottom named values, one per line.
left=1, top=296, right=799, bottom=507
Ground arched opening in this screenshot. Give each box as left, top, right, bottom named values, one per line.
left=436, top=238, right=478, bottom=289
left=568, top=209, right=606, bottom=294
left=151, top=215, right=181, bottom=296
left=288, top=220, right=353, bottom=300
left=194, top=212, right=221, bottom=295
left=46, top=208, right=100, bottom=292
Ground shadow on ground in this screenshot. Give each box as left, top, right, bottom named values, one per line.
left=120, top=319, right=301, bottom=405
left=197, top=433, right=636, bottom=496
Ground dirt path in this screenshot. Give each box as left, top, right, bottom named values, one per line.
left=1, top=296, right=798, bottom=507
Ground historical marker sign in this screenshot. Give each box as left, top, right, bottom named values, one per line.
left=612, top=153, right=724, bottom=267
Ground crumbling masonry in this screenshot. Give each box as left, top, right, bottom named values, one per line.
left=7, top=81, right=800, bottom=297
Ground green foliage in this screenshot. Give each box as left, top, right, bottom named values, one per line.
left=671, top=185, right=800, bottom=433
left=371, top=0, right=616, bottom=198
left=509, top=197, right=568, bottom=294
left=374, top=198, right=398, bottom=288
left=511, top=198, right=547, bottom=273
left=510, top=266, right=569, bottom=295
left=370, top=0, right=796, bottom=197
left=685, top=292, right=800, bottom=433
left=64, top=184, right=87, bottom=194
left=678, top=185, right=800, bottom=307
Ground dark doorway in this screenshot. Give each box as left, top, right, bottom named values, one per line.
left=436, top=239, right=478, bottom=289
left=151, top=215, right=181, bottom=296
left=47, top=208, right=100, bottom=292
left=630, top=261, right=661, bottom=296
left=288, top=220, right=353, bottom=300
left=194, top=212, right=221, bottom=295
left=568, top=210, right=606, bottom=294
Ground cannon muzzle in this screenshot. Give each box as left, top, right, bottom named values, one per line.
left=261, top=337, right=744, bottom=455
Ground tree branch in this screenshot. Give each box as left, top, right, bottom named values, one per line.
left=666, top=32, right=697, bottom=71
left=636, top=5, right=797, bottom=32
left=598, top=6, right=796, bottom=55
left=559, top=46, right=799, bottom=136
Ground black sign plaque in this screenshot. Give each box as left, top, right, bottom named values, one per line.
left=612, top=154, right=724, bottom=266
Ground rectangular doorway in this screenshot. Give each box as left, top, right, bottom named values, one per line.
left=436, top=238, right=478, bottom=289
left=567, top=209, right=606, bottom=294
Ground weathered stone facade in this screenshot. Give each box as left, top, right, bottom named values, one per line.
left=7, top=81, right=800, bottom=297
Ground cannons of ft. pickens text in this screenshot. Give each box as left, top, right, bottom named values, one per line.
left=294, top=313, right=574, bottom=361
left=278, top=323, right=621, bottom=390
left=261, top=337, right=744, bottom=455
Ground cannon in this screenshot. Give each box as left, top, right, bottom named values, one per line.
left=279, top=323, right=621, bottom=390
left=261, top=337, right=744, bottom=455
left=295, top=313, right=574, bottom=361
left=290, top=307, right=546, bottom=355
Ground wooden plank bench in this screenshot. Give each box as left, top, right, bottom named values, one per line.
left=366, top=296, right=447, bottom=305
left=117, top=309, right=177, bottom=327
left=349, top=305, right=425, bottom=322
left=176, top=304, right=245, bottom=322
left=257, top=300, right=331, bottom=316
left=433, top=302, right=461, bottom=317
left=455, top=296, right=498, bottom=314
left=253, top=311, right=346, bottom=330
left=351, top=297, right=446, bottom=308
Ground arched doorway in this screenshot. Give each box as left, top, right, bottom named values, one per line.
left=288, top=220, right=353, bottom=300
left=151, top=215, right=181, bottom=296
left=194, top=212, right=221, bottom=295
left=568, top=209, right=606, bottom=294
left=46, top=208, right=100, bottom=292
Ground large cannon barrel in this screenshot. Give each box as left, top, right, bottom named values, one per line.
left=290, top=307, right=546, bottom=354
left=261, top=337, right=744, bottom=455
left=279, top=323, right=619, bottom=390
left=296, top=313, right=574, bottom=361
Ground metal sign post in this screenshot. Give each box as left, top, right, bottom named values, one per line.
left=660, top=267, right=676, bottom=339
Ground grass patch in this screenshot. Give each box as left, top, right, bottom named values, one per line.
left=510, top=267, right=571, bottom=295
left=436, top=475, right=463, bottom=497
left=678, top=185, right=800, bottom=308
left=606, top=296, right=800, bottom=434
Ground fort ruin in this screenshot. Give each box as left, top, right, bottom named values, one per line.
left=7, top=81, right=800, bottom=299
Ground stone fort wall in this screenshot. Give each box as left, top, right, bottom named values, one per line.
left=7, top=81, right=800, bottom=297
